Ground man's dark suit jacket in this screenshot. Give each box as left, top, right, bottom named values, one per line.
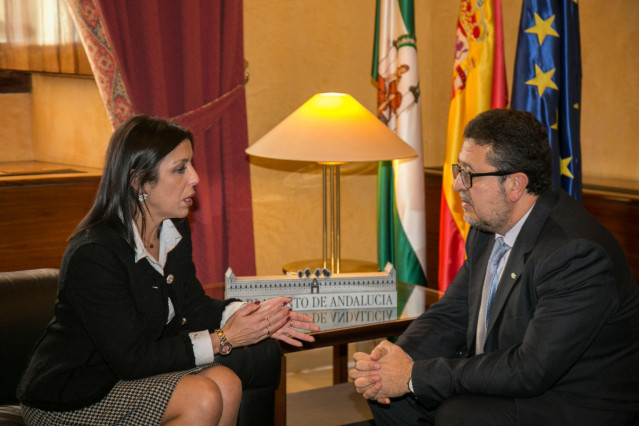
left=17, top=220, right=234, bottom=411
left=399, top=187, right=639, bottom=421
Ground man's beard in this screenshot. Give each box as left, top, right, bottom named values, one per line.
left=462, top=187, right=510, bottom=234
left=467, top=216, right=504, bottom=234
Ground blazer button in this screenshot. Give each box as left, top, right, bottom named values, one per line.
left=166, top=274, right=174, bottom=284
left=181, top=317, right=187, bottom=325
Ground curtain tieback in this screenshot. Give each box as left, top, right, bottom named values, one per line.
left=171, top=83, right=245, bottom=137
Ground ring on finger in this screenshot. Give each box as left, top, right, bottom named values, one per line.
left=266, top=326, right=271, bottom=337
left=289, top=320, right=293, bottom=327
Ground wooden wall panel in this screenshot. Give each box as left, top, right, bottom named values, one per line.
left=424, top=169, right=442, bottom=290
left=0, top=177, right=99, bottom=272
left=0, top=168, right=636, bottom=286
left=582, top=192, right=639, bottom=280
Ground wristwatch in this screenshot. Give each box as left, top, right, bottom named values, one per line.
left=407, top=377, right=415, bottom=395
left=215, top=328, right=233, bottom=355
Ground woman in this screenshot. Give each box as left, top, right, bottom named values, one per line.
left=17, top=115, right=319, bottom=425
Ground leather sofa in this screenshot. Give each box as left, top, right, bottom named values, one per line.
left=0, top=269, right=278, bottom=425
left=0, top=269, right=58, bottom=425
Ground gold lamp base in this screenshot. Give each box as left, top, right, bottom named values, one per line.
left=282, top=259, right=379, bottom=275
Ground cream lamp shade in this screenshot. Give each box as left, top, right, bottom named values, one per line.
left=246, top=92, right=418, bottom=274
left=245, top=93, right=418, bottom=163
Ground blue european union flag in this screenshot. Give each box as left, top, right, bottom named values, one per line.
left=512, top=0, right=582, bottom=201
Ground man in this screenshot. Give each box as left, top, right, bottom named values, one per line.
left=350, top=109, right=639, bottom=425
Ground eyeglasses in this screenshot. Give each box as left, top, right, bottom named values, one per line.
left=452, top=164, right=515, bottom=189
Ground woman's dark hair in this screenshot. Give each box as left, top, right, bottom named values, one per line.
left=463, top=108, right=552, bottom=195
left=72, top=115, right=193, bottom=246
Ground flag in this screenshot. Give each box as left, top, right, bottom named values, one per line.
left=511, top=0, right=582, bottom=201
left=373, top=0, right=427, bottom=316
left=439, top=0, right=508, bottom=292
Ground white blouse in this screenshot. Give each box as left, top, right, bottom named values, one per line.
left=132, top=219, right=243, bottom=365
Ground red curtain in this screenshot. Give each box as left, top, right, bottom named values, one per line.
left=66, top=0, right=256, bottom=295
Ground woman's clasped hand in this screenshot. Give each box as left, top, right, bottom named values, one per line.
left=220, top=296, right=320, bottom=349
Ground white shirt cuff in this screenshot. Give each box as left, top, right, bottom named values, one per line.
left=189, top=330, right=214, bottom=366
left=220, top=301, right=246, bottom=327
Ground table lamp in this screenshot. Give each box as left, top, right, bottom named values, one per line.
left=246, top=92, right=417, bottom=274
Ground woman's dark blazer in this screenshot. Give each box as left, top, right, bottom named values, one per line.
left=17, top=219, right=233, bottom=411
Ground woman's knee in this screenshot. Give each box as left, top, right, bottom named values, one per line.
left=199, top=365, right=242, bottom=403
left=187, top=375, right=225, bottom=415
left=164, top=375, right=224, bottom=424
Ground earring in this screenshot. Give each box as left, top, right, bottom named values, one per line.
left=138, top=193, right=148, bottom=202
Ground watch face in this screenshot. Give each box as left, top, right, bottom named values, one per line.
left=220, top=343, right=232, bottom=355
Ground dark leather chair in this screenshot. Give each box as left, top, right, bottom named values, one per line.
left=0, top=269, right=58, bottom=425
left=0, top=269, right=278, bottom=426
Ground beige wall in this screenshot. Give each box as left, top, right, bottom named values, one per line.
left=0, top=93, right=32, bottom=161
left=580, top=2, right=639, bottom=181
left=244, top=0, right=639, bottom=275
left=0, top=1, right=635, bottom=277
left=0, top=75, right=110, bottom=168
left=244, top=1, right=381, bottom=275
left=31, top=74, right=111, bottom=168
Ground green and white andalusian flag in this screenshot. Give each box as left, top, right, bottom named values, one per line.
left=374, top=0, right=427, bottom=316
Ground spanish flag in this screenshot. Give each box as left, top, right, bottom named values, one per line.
left=439, top=0, right=507, bottom=291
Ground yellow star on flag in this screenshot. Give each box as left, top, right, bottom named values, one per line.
left=525, top=13, right=560, bottom=45
left=560, top=157, right=574, bottom=179
left=526, top=64, right=559, bottom=97
left=550, top=109, right=558, bottom=130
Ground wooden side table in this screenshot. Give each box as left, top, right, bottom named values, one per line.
left=275, top=317, right=416, bottom=426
